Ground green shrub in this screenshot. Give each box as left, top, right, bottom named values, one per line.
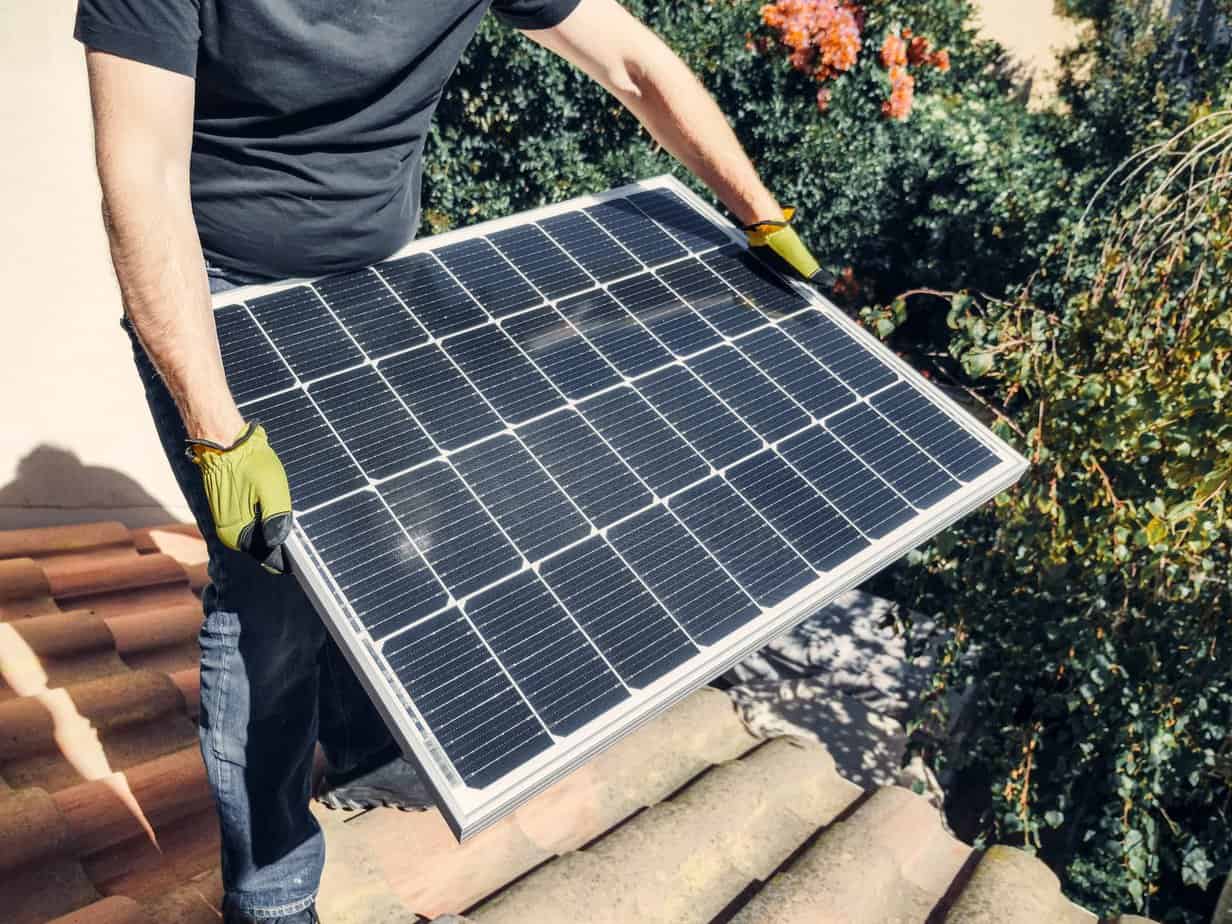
left=424, top=0, right=1070, bottom=301
left=867, top=109, right=1232, bottom=923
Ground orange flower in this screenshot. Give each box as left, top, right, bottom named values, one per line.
left=880, top=31, right=907, bottom=69
left=882, top=65, right=915, bottom=119
left=930, top=48, right=951, bottom=72
left=761, top=0, right=864, bottom=83
left=816, top=86, right=833, bottom=112
left=907, top=35, right=931, bottom=65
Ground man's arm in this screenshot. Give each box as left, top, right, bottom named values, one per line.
left=523, top=0, right=782, bottom=226
left=86, top=50, right=243, bottom=445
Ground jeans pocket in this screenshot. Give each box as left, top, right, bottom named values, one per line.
left=198, top=608, right=249, bottom=767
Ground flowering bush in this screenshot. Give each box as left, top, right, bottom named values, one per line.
left=758, top=0, right=949, bottom=118
left=426, top=0, right=1067, bottom=303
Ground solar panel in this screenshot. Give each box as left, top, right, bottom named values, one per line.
left=211, top=176, right=1027, bottom=838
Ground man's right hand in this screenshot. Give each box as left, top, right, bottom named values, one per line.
left=188, top=423, right=295, bottom=574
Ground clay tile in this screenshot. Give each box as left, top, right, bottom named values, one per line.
left=53, top=746, right=211, bottom=857
left=130, top=523, right=204, bottom=557
left=48, top=554, right=188, bottom=602
left=0, top=523, right=132, bottom=561
left=46, top=895, right=153, bottom=924
left=169, top=668, right=201, bottom=717
left=0, top=670, right=184, bottom=760
left=0, top=786, right=71, bottom=872
left=10, top=611, right=115, bottom=659
left=183, top=560, right=210, bottom=592
left=0, top=557, right=58, bottom=620
left=103, top=604, right=202, bottom=656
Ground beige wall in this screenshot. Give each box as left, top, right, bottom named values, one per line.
left=1, top=1, right=189, bottom=528
left=0, top=0, right=1077, bottom=532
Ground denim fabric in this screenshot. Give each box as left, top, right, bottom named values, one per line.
left=122, top=274, right=396, bottom=918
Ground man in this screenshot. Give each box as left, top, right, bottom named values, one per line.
left=77, top=1, right=826, bottom=920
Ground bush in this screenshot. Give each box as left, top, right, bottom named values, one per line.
left=424, top=0, right=1071, bottom=301
left=867, top=108, right=1232, bottom=923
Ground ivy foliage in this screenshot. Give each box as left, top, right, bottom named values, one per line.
left=868, top=110, right=1232, bottom=923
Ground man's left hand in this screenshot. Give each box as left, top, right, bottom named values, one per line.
left=743, top=208, right=837, bottom=289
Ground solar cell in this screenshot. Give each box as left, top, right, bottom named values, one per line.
left=213, top=177, right=1025, bottom=839
left=247, top=285, right=364, bottom=380
left=215, top=304, right=295, bottom=404
left=307, top=366, right=436, bottom=481
left=378, top=252, right=488, bottom=338
left=556, top=288, right=672, bottom=378
left=313, top=268, right=429, bottom=358
left=378, top=345, right=504, bottom=451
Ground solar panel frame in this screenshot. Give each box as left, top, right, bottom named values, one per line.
left=209, top=175, right=1027, bottom=840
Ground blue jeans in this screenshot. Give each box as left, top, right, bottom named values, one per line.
left=124, top=265, right=397, bottom=918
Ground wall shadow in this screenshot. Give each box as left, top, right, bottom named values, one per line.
left=0, top=443, right=180, bottom=529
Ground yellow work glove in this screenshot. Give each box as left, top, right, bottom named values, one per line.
left=743, top=207, right=838, bottom=289
left=187, top=422, right=294, bottom=574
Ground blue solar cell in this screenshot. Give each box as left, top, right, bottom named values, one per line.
left=578, top=385, right=710, bottom=498
left=377, top=252, right=488, bottom=338
left=382, top=608, right=554, bottom=787
left=247, top=285, right=364, bottom=381
left=669, top=477, right=815, bottom=608
left=655, top=258, right=763, bottom=338
left=689, top=345, right=810, bottom=443
left=628, top=189, right=731, bottom=253
left=556, top=288, right=672, bottom=378
left=298, top=489, right=449, bottom=638
left=436, top=237, right=542, bottom=318
left=308, top=366, right=436, bottom=481
left=608, top=272, right=723, bottom=357
left=539, top=211, right=641, bottom=282
left=780, top=313, right=898, bottom=396
left=443, top=325, right=564, bottom=425
left=778, top=427, right=914, bottom=539
left=380, top=461, right=523, bottom=600
left=379, top=345, right=504, bottom=451
left=727, top=450, right=868, bottom=572
left=636, top=365, right=762, bottom=470
left=539, top=536, right=697, bottom=689
left=518, top=409, right=652, bottom=528
left=871, top=381, right=999, bottom=482
left=247, top=388, right=366, bottom=510
left=466, top=570, right=629, bottom=735
left=502, top=306, right=621, bottom=400
left=608, top=505, right=760, bottom=646
left=701, top=247, right=810, bottom=318
left=584, top=198, right=687, bottom=267
left=490, top=224, right=594, bottom=301
left=827, top=403, right=960, bottom=509
left=736, top=325, right=856, bottom=421
left=313, top=268, right=428, bottom=359
left=215, top=304, right=296, bottom=405
left=452, top=433, right=590, bottom=561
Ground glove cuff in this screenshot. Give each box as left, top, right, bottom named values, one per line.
left=745, top=208, right=822, bottom=281
left=186, top=421, right=262, bottom=465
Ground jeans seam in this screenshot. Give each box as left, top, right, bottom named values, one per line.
left=230, top=892, right=317, bottom=918
left=206, top=617, right=235, bottom=763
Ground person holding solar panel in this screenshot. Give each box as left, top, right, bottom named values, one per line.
left=77, top=0, right=828, bottom=920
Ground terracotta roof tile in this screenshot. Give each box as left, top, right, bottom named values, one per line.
left=0, top=521, right=1158, bottom=924
left=0, top=522, right=133, bottom=562
left=0, top=557, right=59, bottom=621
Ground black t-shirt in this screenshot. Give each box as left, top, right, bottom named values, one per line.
left=75, top=0, right=581, bottom=280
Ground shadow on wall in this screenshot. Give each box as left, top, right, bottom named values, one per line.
left=0, top=443, right=181, bottom=529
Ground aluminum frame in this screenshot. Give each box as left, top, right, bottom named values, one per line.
left=214, top=175, right=1029, bottom=839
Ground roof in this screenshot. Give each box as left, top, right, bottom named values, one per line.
left=0, top=520, right=1155, bottom=924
